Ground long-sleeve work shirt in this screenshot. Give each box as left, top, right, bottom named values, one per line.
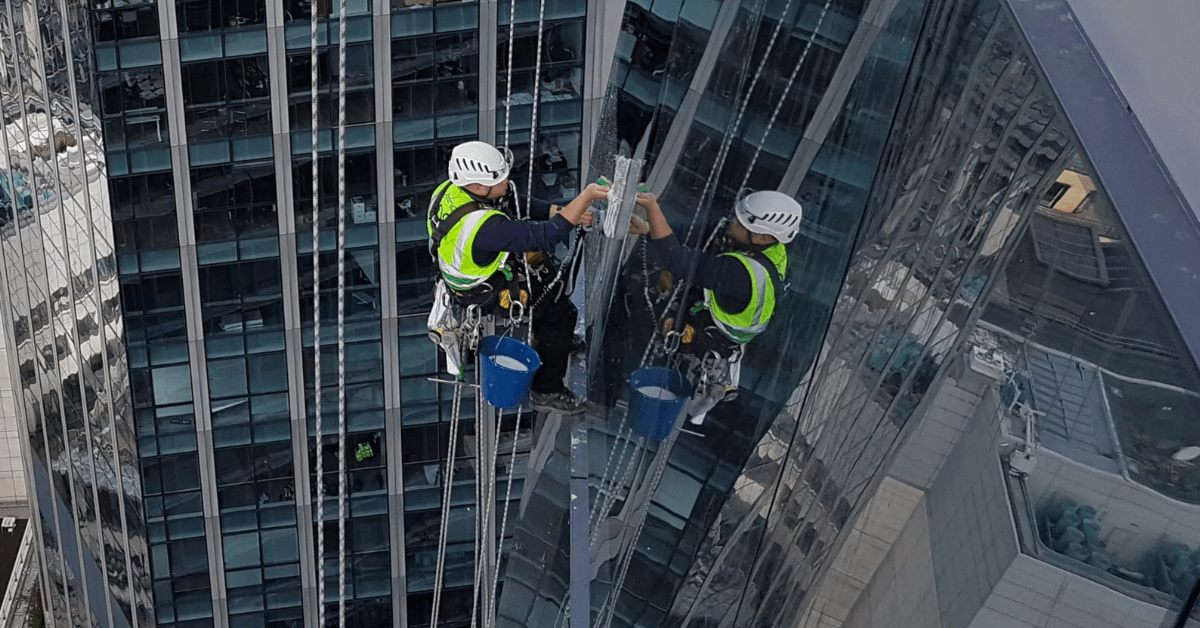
left=645, top=232, right=752, bottom=314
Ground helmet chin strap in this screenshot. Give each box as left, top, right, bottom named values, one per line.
left=463, top=187, right=493, bottom=205
left=714, top=219, right=772, bottom=255
left=464, top=183, right=519, bottom=218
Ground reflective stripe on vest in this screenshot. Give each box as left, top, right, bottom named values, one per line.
left=704, top=246, right=786, bottom=344
left=427, top=181, right=509, bottom=290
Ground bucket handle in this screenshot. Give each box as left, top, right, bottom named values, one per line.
left=496, top=298, right=524, bottom=340
left=506, top=299, right=525, bottom=330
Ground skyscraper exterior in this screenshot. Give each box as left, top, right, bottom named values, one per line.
left=0, top=0, right=613, bottom=626
left=499, top=0, right=1200, bottom=627
left=0, top=2, right=1197, bottom=628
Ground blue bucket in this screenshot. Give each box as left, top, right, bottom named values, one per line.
left=479, top=335, right=541, bottom=409
left=627, top=367, right=693, bottom=441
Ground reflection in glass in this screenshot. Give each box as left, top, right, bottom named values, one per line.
left=493, top=2, right=1200, bottom=628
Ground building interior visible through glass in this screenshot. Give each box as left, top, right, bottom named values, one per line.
left=0, top=0, right=1197, bottom=625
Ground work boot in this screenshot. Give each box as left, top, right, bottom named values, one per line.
left=528, top=389, right=587, bottom=414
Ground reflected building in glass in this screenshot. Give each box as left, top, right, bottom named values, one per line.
left=0, top=0, right=1198, bottom=627
left=501, top=0, right=1200, bottom=628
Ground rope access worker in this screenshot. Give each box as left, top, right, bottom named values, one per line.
left=427, top=141, right=608, bottom=414
left=627, top=189, right=802, bottom=422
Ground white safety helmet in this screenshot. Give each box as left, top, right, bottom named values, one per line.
left=448, top=141, right=513, bottom=187
left=734, top=190, right=803, bottom=244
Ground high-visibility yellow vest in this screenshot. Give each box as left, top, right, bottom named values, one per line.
left=703, top=243, right=787, bottom=344
left=426, top=180, right=510, bottom=290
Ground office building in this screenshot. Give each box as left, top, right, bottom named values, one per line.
left=0, top=0, right=614, bottom=625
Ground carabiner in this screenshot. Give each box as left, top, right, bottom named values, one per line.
left=465, top=305, right=482, bottom=329
left=663, top=330, right=682, bottom=355
left=507, top=299, right=525, bottom=324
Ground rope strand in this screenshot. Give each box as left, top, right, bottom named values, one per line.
left=739, top=0, right=835, bottom=192
left=470, top=391, right=491, bottom=628
left=335, top=0, right=349, bottom=620
left=489, top=412, right=522, bottom=628
left=308, top=0, right=323, bottom=622
left=683, top=0, right=797, bottom=245
left=430, top=382, right=465, bottom=628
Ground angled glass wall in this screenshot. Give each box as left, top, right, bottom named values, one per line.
left=497, top=0, right=1200, bottom=628
left=503, top=0, right=938, bottom=625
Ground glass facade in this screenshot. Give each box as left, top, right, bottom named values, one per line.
left=502, top=0, right=1200, bottom=628
left=3, top=0, right=597, bottom=622
left=1, top=0, right=1197, bottom=627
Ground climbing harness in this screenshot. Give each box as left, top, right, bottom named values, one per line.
left=678, top=349, right=743, bottom=426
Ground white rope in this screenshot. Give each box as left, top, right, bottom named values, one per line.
left=308, top=0, right=323, bottom=623
left=470, top=392, right=483, bottom=628
left=470, top=391, right=491, bottom=628
left=502, top=0, right=518, bottom=149
left=597, top=443, right=675, bottom=628
left=488, top=412, right=522, bottom=628
left=521, top=0, right=550, bottom=339
left=523, top=0, right=549, bottom=218
left=739, top=0, right=835, bottom=192
left=335, top=0, right=349, bottom=620
left=551, top=601, right=570, bottom=628
left=684, top=0, right=797, bottom=245
left=431, top=382, right=465, bottom=628
left=547, top=432, right=645, bottom=628
left=588, top=426, right=635, bottom=530
left=590, top=438, right=644, bottom=544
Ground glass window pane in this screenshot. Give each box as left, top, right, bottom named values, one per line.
left=247, top=354, right=288, bottom=394
left=223, top=532, right=261, bottom=569
left=392, top=10, right=433, bottom=36
left=394, top=118, right=435, bottom=144
left=347, top=16, right=372, bottom=42
left=120, top=41, right=163, bottom=67
left=152, top=364, right=194, bottom=405
left=232, top=137, right=273, bottom=161
left=209, top=357, right=248, bottom=398
left=190, top=141, right=232, bottom=166
left=350, top=516, right=388, bottom=553
left=260, top=528, right=299, bottom=564
left=130, top=147, right=172, bottom=173
left=435, top=3, right=477, bottom=32
left=97, top=46, right=118, bottom=70
left=436, top=113, right=476, bottom=138
left=180, top=34, right=223, bottom=61
left=225, top=30, right=268, bottom=56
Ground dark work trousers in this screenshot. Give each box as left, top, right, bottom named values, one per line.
left=524, top=262, right=578, bottom=394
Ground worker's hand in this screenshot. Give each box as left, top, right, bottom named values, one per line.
left=582, top=183, right=610, bottom=203
left=561, top=184, right=607, bottom=226
left=580, top=210, right=595, bottom=228
left=636, top=191, right=661, bottom=214
left=628, top=215, right=650, bottom=235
